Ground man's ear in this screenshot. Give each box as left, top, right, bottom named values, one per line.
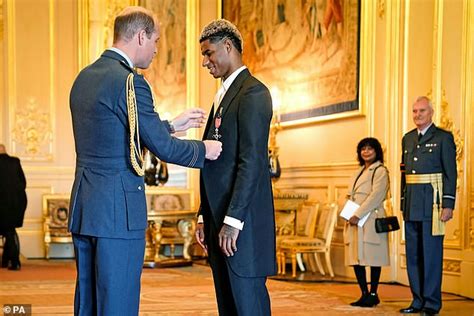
left=137, top=30, right=146, bottom=46
left=224, top=38, right=233, bottom=53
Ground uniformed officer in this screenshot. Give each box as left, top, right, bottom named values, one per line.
left=69, top=7, right=222, bottom=316
left=399, top=96, right=457, bottom=315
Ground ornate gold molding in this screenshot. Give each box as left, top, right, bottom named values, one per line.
left=461, top=0, right=474, bottom=249
left=400, top=255, right=461, bottom=275
left=0, top=0, right=3, bottom=40
left=377, top=0, right=385, bottom=19
left=443, top=258, right=462, bottom=275
left=438, top=92, right=464, bottom=171
left=12, top=97, right=52, bottom=160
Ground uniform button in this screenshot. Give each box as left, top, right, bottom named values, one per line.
left=414, top=157, right=418, bottom=161
left=404, top=150, right=408, bottom=154
left=429, top=149, right=432, bottom=152
left=412, top=170, right=416, bottom=174
left=138, top=185, right=142, bottom=190
left=417, top=145, right=420, bottom=149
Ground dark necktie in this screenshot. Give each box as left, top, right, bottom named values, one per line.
left=418, top=132, right=422, bottom=141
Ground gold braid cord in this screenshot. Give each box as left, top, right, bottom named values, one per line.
left=126, top=73, right=145, bottom=176
left=126, top=73, right=160, bottom=176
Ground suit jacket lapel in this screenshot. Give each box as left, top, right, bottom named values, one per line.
left=204, top=69, right=251, bottom=140
left=219, top=69, right=250, bottom=118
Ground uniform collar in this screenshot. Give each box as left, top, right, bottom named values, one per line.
left=107, top=47, right=134, bottom=68
left=417, top=122, right=433, bottom=136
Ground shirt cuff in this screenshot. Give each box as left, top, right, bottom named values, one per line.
left=197, top=215, right=203, bottom=224
left=224, top=216, right=244, bottom=230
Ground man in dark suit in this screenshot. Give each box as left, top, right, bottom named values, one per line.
left=195, top=19, right=276, bottom=316
left=0, top=144, right=27, bottom=271
left=69, top=7, right=222, bottom=316
left=400, top=96, right=457, bottom=315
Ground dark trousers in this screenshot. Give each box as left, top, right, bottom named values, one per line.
left=206, top=216, right=271, bottom=316
left=404, top=221, right=444, bottom=311
left=72, top=234, right=145, bottom=316
left=1, top=228, right=20, bottom=268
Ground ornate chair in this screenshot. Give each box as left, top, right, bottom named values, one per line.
left=276, top=201, right=320, bottom=274
left=42, top=194, right=72, bottom=259
left=278, top=203, right=338, bottom=277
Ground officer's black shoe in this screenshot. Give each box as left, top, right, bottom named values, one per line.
left=422, top=307, right=438, bottom=315
left=400, top=306, right=422, bottom=313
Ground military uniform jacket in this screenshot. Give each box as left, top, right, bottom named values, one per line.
left=69, top=50, right=205, bottom=239
left=199, top=69, right=276, bottom=278
left=401, top=124, right=457, bottom=221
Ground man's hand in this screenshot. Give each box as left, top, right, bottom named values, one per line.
left=195, top=223, right=208, bottom=255
left=204, top=140, right=222, bottom=160
left=440, top=208, right=454, bottom=222
left=219, top=224, right=240, bottom=257
left=171, top=108, right=206, bottom=132
left=349, top=215, right=360, bottom=226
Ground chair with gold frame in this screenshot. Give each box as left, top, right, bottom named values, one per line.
left=276, top=201, right=320, bottom=274
left=278, top=203, right=338, bottom=278
left=42, top=194, right=72, bottom=259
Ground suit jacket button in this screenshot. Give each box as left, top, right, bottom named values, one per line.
left=138, top=185, right=142, bottom=190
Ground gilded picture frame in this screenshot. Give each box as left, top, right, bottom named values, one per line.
left=222, top=0, right=362, bottom=127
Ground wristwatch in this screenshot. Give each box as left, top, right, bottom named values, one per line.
left=168, top=120, right=176, bottom=134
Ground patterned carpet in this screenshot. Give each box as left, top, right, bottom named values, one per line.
left=1, top=260, right=473, bottom=315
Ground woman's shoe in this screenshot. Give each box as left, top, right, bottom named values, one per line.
left=350, top=293, right=368, bottom=306
left=361, top=293, right=380, bottom=307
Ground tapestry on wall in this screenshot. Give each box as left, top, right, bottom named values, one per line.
left=223, top=0, right=360, bottom=124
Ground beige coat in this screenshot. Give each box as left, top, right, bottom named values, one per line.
left=344, top=161, right=390, bottom=266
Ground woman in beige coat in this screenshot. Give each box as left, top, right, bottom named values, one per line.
left=344, top=137, right=390, bottom=307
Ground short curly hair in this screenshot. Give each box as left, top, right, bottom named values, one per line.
left=356, top=137, right=384, bottom=166
left=199, top=19, right=243, bottom=53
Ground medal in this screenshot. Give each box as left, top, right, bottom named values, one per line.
left=213, top=106, right=223, bottom=140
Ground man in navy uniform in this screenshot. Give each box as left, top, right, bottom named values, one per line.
left=400, top=96, right=457, bottom=315
left=69, top=7, right=222, bottom=315
left=195, top=19, right=276, bottom=316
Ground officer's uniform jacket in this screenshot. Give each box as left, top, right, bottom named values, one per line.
left=69, top=50, right=205, bottom=239
left=401, top=124, right=457, bottom=221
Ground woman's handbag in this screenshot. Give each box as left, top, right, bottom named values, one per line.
left=375, top=216, right=400, bottom=233
left=372, top=165, right=400, bottom=233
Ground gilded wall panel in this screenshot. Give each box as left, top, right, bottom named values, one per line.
left=0, top=0, right=3, bottom=40
left=12, top=98, right=52, bottom=159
